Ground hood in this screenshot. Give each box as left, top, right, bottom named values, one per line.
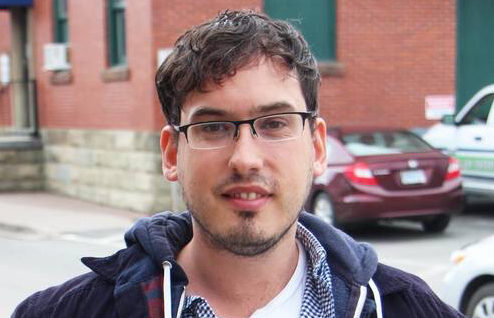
left=299, top=212, right=377, bottom=285
left=124, top=211, right=193, bottom=264
left=122, top=211, right=377, bottom=286
left=82, top=212, right=192, bottom=283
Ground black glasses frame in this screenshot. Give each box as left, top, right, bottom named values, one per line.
left=172, top=111, right=317, bottom=142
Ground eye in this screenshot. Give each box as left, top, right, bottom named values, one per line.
left=258, top=117, right=288, bottom=130
left=195, top=122, right=234, bottom=137
left=201, top=123, right=229, bottom=133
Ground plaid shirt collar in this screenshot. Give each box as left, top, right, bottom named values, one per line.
left=181, top=222, right=336, bottom=318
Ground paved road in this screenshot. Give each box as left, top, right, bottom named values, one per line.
left=0, top=229, right=127, bottom=317
left=1, top=205, right=493, bottom=316
left=350, top=205, right=494, bottom=293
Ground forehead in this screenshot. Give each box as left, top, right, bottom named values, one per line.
left=181, top=59, right=305, bottom=122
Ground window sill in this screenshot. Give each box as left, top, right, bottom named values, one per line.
left=318, top=61, right=344, bottom=77
left=50, top=70, right=73, bottom=85
left=101, top=66, right=130, bottom=83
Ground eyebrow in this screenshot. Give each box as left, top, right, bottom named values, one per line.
left=187, top=102, right=298, bottom=123
left=249, top=102, right=297, bottom=116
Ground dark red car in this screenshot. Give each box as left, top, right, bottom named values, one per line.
left=306, top=127, right=464, bottom=232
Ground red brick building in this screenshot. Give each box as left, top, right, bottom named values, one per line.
left=0, top=0, right=462, bottom=212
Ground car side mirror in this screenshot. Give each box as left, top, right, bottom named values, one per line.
left=441, top=114, right=455, bottom=125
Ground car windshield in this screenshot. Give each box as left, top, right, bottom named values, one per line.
left=341, top=131, right=433, bottom=156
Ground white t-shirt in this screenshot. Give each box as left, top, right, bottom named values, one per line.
left=250, top=240, right=307, bottom=318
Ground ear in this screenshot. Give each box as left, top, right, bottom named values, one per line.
left=312, top=117, right=327, bottom=177
left=160, top=125, right=178, bottom=182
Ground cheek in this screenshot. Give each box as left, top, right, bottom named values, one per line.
left=274, top=143, right=313, bottom=180
left=177, top=150, right=221, bottom=188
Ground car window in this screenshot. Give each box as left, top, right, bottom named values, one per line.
left=461, top=93, right=494, bottom=125
left=326, top=136, right=353, bottom=164
left=341, top=131, right=433, bottom=156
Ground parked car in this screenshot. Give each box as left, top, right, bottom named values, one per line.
left=440, top=235, right=494, bottom=317
left=423, top=84, right=494, bottom=202
left=305, top=127, right=464, bottom=232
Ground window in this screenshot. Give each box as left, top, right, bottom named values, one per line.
left=53, top=0, right=68, bottom=43
left=107, top=0, right=126, bottom=66
left=342, top=131, right=432, bottom=156
left=462, top=94, right=494, bottom=125
left=264, top=0, right=336, bottom=61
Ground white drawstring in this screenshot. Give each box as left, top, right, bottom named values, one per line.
left=352, top=285, right=368, bottom=318
left=163, top=261, right=173, bottom=318
left=353, top=279, right=384, bottom=318
left=369, top=279, right=383, bottom=318
left=175, top=287, right=186, bottom=318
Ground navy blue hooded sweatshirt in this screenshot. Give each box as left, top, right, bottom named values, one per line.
left=12, top=212, right=464, bottom=318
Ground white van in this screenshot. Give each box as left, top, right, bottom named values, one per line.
left=423, top=84, right=494, bottom=200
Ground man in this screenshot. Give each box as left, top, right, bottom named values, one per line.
left=13, top=10, right=463, bottom=318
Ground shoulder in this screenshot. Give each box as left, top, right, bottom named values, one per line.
left=12, top=272, right=116, bottom=318
left=374, top=263, right=464, bottom=317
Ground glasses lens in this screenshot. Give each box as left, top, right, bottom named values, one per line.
left=188, top=122, right=235, bottom=149
left=254, top=113, right=302, bottom=141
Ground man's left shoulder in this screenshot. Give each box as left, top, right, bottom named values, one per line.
left=373, top=263, right=465, bottom=317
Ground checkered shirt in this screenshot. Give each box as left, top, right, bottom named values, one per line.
left=180, top=223, right=336, bottom=318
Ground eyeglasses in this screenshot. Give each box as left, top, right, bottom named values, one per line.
left=173, top=111, right=316, bottom=150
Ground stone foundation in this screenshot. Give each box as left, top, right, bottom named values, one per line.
left=0, top=138, right=44, bottom=191
left=41, top=129, right=178, bottom=214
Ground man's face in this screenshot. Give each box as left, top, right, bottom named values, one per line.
left=161, top=58, right=327, bottom=256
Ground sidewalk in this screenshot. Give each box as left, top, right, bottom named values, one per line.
left=0, top=192, right=141, bottom=239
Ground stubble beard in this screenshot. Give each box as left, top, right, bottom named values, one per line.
left=181, top=168, right=314, bottom=257
left=192, top=209, right=298, bottom=256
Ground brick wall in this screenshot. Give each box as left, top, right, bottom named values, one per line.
left=0, top=11, right=10, bottom=51
left=33, top=0, right=158, bottom=131
left=1, top=1, right=458, bottom=131
left=319, top=1, right=456, bottom=129
left=0, top=86, right=11, bottom=127
left=0, top=11, right=12, bottom=127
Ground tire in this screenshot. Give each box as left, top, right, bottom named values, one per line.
left=422, top=214, right=451, bottom=233
left=465, top=282, right=494, bottom=318
left=312, top=192, right=337, bottom=226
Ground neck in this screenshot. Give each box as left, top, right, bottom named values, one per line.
left=177, top=223, right=300, bottom=318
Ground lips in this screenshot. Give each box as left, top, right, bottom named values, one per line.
left=222, top=185, right=271, bottom=198
left=221, top=186, right=272, bottom=210
left=228, top=192, right=264, bottom=200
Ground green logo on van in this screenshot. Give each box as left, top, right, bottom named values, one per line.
left=456, top=155, right=494, bottom=174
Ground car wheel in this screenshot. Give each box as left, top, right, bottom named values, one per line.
left=312, top=192, right=337, bottom=226
left=465, top=282, right=494, bottom=318
left=422, top=214, right=451, bottom=233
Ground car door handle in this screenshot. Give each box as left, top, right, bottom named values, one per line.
left=474, top=136, right=483, bottom=141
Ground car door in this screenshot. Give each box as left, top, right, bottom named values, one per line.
left=456, top=92, right=494, bottom=194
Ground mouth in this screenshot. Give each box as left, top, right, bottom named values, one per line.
left=223, top=192, right=268, bottom=200
left=221, top=186, right=273, bottom=210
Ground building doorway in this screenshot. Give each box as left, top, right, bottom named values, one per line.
left=0, top=2, right=37, bottom=138
left=457, top=0, right=494, bottom=110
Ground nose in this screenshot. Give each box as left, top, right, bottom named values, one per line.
left=228, top=124, right=263, bottom=174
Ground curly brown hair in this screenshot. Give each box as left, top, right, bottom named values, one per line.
left=155, top=10, right=320, bottom=126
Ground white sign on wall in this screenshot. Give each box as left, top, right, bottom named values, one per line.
left=425, top=95, right=455, bottom=120
left=0, top=53, right=10, bottom=85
